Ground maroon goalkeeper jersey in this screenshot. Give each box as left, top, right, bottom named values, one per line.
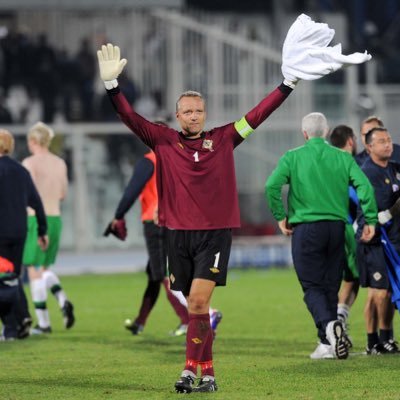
left=108, top=84, right=291, bottom=230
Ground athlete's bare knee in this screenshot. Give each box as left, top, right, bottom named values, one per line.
left=187, top=294, right=209, bottom=314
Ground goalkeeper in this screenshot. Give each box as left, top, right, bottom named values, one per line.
left=97, top=14, right=372, bottom=392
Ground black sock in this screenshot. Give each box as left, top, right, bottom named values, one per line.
left=367, top=332, right=379, bottom=348
left=379, top=329, right=391, bottom=343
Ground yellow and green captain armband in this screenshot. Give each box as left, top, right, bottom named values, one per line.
left=234, top=116, right=254, bottom=139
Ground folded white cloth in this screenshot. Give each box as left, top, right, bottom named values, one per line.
left=282, top=14, right=372, bottom=84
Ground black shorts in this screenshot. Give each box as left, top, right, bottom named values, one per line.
left=342, top=261, right=358, bottom=282
left=166, top=229, right=232, bottom=295
left=143, top=222, right=167, bottom=282
left=357, top=243, right=390, bottom=290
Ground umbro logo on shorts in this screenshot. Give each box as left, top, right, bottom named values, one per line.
left=373, top=272, right=382, bottom=281
left=192, top=337, right=202, bottom=344
left=209, top=267, right=220, bottom=274
left=170, top=273, right=175, bottom=283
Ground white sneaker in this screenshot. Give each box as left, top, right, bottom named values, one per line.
left=310, top=342, right=335, bottom=359
left=169, top=324, right=188, bottom=337
left=325, top=320, right=349, bottom=359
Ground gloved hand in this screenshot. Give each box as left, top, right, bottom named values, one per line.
left=103, top=219, right=127, bottom=241
left=97, top=43, right=127, bottom=82
left=378, top=209, right=392, bottom=225
left=282, top=14, right=372, bottom=88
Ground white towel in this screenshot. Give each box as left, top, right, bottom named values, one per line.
left=282, top=14, right=372, bottom=84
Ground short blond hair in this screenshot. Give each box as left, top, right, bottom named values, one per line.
left=0, top=129, right=15, bottom=155
left=176, top=90, right=204, bottom=112
left=28, top=121, right=54, bottom=148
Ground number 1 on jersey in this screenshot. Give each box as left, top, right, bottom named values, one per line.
left=193, top=151, right=199, bottom=162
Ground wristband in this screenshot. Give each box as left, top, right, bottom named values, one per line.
left=104, top=79, right=119, bottom=90
left=283, top=79, right=297, bottom=89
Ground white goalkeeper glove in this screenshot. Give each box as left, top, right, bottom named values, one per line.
left=97, top=43, right=127, bottom=89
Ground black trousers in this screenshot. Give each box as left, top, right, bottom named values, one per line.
left=0, top=283, right=19, bottom=338
left=292, top=220, right=345, bottom=341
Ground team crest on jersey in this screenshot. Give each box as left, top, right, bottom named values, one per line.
left=202, top=139, right=214, bottom=152
left=385, top=178, right=390, bottom=184
left=209, top=267, right=220, bottom=274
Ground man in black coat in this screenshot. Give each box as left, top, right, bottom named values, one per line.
left=0, top=129, right=48, bottom=340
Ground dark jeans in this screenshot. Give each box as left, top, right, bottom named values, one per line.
left=292, top=220, right=345, bottom=341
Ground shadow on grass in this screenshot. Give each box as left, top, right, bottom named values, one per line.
left=42, top=333, right=315, bottom=360
left=211, top=337, right=312, bottom=357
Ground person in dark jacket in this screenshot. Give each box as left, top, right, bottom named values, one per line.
left=0, top=129, right=48, bottom=340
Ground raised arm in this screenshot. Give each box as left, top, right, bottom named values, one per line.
left=234, top=14, right=372, bottom=140
left=97, top=44, right=166, bottom=149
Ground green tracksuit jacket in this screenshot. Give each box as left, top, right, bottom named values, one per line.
left=265, top=137, right=378, bottom=225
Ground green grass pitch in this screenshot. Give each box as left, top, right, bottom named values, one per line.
left=1, top=268, right=400, bottom=399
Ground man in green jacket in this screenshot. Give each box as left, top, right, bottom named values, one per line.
left=265, top=112, right=377, bottom=360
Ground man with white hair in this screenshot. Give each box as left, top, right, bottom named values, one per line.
left=265, top=112, right=377, bottom=360
left=22, top=122, right=75, bottom=334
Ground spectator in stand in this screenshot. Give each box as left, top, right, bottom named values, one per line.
left=75, top=38, right=96, bottom=121
left=35, top=34, right=58, bottom=122
left=57, top=48, right=79, bottom=122
left=0, top=92, right=12, bottom=124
